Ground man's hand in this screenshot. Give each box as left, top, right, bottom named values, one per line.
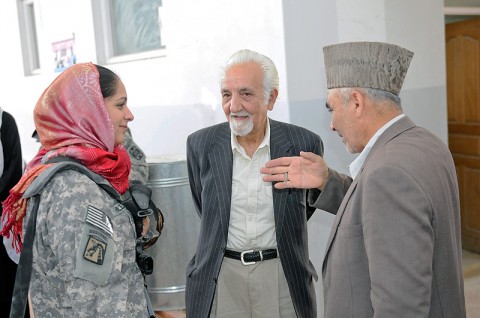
left=260, top=151, right=329, bottom=190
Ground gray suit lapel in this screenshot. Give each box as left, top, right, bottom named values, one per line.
left=208, top=124, right=233, bottom=241
left=269, top=119, right=293, bottom=238
left=322, top=179, right=359, bottom=272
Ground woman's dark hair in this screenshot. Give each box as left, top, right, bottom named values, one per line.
left=95, top=64, right=119, bottom=99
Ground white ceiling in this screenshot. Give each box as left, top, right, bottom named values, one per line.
left=444, top=0, right=480, bottom=23
left=444, top=0, right=480, bottom=6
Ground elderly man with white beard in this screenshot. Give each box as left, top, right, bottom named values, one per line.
left=185, top=49, right=324, bottom=318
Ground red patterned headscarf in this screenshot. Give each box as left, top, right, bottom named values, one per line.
left=1, top=62, right=131, bottom=251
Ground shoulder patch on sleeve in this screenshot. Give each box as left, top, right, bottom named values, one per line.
left=86, top=205, right=113, bottom=237
left=83, top=236, right=107, bottom=265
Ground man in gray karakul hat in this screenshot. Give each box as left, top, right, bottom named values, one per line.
left=260, top=41, right=466, bottom=317
left=323, top=41, right=412, bottom=96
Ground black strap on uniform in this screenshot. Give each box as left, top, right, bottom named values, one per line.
left=9, top=156, right=85, bottom=317
left=46, top=157, right=154, bottom=247
left=9, top=197, right=40, bottom=318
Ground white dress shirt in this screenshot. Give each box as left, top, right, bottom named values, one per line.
left=227, top=119, right=276, bottom=250
left=349, top=114, right=405, bottom=179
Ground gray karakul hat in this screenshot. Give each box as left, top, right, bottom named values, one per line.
left=323, top=41, right=414, bottom=95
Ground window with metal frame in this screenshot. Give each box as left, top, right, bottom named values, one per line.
left=92, top=0, right=165, bottom=64
left=17, top=0, right=41, bottom=76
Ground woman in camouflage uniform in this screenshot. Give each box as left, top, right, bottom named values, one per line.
left=1, top=63, right=149, bottom=317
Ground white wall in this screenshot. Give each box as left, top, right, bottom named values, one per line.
left=0, top=0, right=447, bottom=316
left=1, top=0, right=288, bottom=161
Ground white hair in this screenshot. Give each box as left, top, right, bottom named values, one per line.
left=220, top=49, right=279, bottom=104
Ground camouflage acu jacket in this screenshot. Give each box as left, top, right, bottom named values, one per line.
left=124, top=128, right=148, bottom=184
left=24, top=168, right=148, bottom=317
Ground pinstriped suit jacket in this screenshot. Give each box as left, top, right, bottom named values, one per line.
left=185, top=118, right=323, bottom=318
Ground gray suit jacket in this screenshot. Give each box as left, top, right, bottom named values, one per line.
left=185, top=119, right=323, bottom=318
left=312, top=116, right=466, bottom=317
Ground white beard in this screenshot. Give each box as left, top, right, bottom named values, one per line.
left=229, top=114, right=253, bottom=137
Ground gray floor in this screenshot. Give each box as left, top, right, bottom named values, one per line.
left=463, top=249, right=480, bottom=318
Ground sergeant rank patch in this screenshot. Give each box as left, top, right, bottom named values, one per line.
left=129, top=145, right=144, bottom=160
left=83, top=236, right=107, bottom=265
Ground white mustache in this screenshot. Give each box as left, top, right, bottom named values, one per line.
left=230, top=111, right=251, bottom=118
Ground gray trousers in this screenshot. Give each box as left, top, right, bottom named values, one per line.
left=210, top=256, right=296, bottom=317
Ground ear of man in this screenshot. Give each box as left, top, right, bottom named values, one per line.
left=267, top=88, right=279, bottom=111
left=350, top=89, right=366, bottom=119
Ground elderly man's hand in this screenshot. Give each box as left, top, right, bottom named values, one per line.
left=260, top=151, right=329, bottom=190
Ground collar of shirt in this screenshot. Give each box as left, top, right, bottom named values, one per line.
left=231, top=118, right=271, bottom=157
left=349, top=114, right=405, bottom=179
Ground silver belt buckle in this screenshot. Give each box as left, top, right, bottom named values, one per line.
left=240, top=249, right=255, bottom=265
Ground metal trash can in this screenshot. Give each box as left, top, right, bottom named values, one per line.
left=144, top=155, right=199, bottom=311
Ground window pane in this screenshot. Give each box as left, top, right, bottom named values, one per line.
left=25, top=3, right=40, bottom=70
left=110, top=0, right=163, bottom=56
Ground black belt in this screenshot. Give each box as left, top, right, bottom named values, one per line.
left=224, top=248, right=278, bottom=265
